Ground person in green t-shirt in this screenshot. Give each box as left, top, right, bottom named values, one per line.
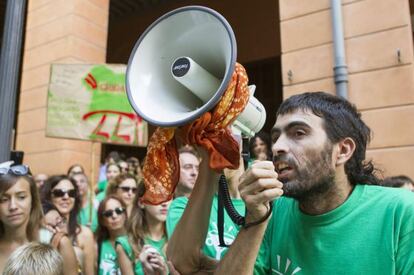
left=71, top=173, right=98, bottom=232
left=173, top=146, right=201, bottom=199
left=116, top=183, right=170, bottom=274
left=167, top=92, right=414, bottom=274
left=96, top=195, right=127, bottom=275
left=167, top=153, right=246, bottom=260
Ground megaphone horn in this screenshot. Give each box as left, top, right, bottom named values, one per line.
left=126, top=5, right=266, bottom=137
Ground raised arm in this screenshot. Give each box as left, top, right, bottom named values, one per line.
left=167, top=148, right=220, bottom=274
left=58, top=235, right=80, bottom=275
left=79, top=226, right=96, bottom=275
left=215, top=161, right=283, bottom=274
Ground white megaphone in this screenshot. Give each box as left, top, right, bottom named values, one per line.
left=126, top=6, right=266, bottom=137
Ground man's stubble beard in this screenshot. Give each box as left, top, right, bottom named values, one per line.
left=282, top=143, right=336, bottom=202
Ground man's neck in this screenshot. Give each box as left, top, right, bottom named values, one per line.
left=299, top=172, right=353, bottom=215
left=174, top=184, right=191, bottom=198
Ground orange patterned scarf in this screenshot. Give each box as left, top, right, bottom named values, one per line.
left=141, top=63, right=249, bottom=204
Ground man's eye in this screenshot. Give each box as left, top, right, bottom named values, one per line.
left=18, top=196, right=26, bottom=200
left=0, top=197, right=8, bottom=203
left=295, top=130, right=306, bottom=137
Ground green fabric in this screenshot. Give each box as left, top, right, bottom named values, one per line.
left=77, top=201, right=98, bottom=232
left=247, top=158, right=255, bottom=168
left=96, top=191, right=106, bottom=202
left=82, top=65, right=134, bottom=113
left=97, top=180, right=108, bottom=193
left=115, top=235, right=167, bottom=275
left=254, top=185, right=414, bottom=275
left=166, top=194, right=245, bottom=260
left=98, top=239, right=120, bottom=275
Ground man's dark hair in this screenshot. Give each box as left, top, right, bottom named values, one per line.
left=381, top=175, right=414, bottom=188
left=106, top=151, right=121, bottom=163
left=277, top=92, right=380, bottom=185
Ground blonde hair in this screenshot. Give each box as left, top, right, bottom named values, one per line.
left=2, top=242, right=63, bottom=275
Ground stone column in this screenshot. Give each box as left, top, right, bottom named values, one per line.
left=16, top=0, right=110, bottom=181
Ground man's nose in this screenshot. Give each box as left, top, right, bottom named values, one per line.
left=272, top=135, right=289, bottom=156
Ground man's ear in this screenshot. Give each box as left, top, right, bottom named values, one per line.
left=335, top=137, right=356, bottom=166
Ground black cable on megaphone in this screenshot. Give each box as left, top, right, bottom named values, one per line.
left=217, top=137, right=273, bottom=247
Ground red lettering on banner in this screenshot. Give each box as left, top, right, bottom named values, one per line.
left=83, top=110, right=144, bottom=145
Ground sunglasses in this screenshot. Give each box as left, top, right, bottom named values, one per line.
left=51, top=188, right=76, bottom=198
left=0, top=165, right=30, bottom=176
left=117, top=186, right=137, bottom=193
left=102, top=207, right=125, bottom=218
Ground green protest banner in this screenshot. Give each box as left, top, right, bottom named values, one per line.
left=47, top=64, right=147, bottom=146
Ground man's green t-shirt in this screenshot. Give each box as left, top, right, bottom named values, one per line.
left=78, top=202, right=98, bottom=232
left=254, top=184, right=414, bottom=274
left=98, top=239, right=120, bottom=275
left=166, top=194, right=245, bottom=260
left=115, top=235, right=167, bottom=274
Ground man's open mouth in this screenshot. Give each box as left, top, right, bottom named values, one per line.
left=275, top=161, right=293, bottom=181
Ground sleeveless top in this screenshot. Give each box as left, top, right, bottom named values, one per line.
left=115, top=235, right=167, bottom=275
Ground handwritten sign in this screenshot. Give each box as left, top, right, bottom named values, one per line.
left=47, top=64, right=147, bottom=146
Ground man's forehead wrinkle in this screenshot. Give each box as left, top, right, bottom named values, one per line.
left=275, top=111, right=317, bottom=130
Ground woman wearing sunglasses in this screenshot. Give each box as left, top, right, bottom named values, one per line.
left=0, top=163, right=43, bottom=272
left=96, top=195, right=127, bottom=275
left=116, top=183, right=171, bottom=275
left=41, top=175, right=95, bottom=275
left=106, top=174, right=139, bottom=217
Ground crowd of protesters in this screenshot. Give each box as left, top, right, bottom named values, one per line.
left=1, top=93, right=414, bottom=275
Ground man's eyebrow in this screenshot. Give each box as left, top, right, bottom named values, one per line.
left=272, top=121, right=311, bottom=134
left=285, top=121, right=311, bottom=131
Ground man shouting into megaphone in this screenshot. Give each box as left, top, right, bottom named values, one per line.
left=167, top=92, right=414, bottom=275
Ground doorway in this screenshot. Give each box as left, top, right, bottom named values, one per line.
left=104, top=0, right=283, bottom=162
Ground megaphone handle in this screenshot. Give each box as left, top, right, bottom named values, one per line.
left=241, top=136, right=250, bottom=168
left=217, top=173, right=274, bottom=247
